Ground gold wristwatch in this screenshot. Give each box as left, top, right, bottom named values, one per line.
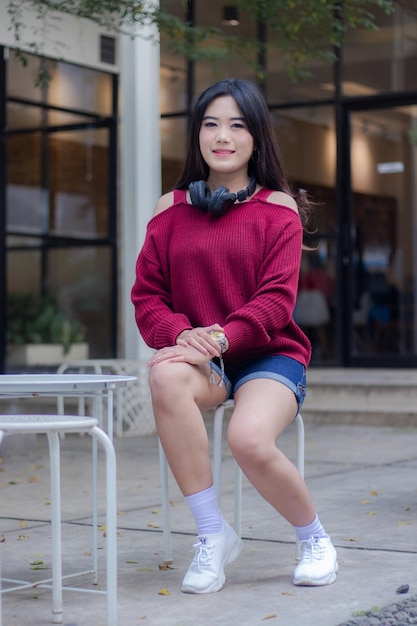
left=209, top=330, right=227, bottom=353
left=209, top=330, right=227, bottom=387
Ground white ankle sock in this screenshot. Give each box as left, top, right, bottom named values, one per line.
left=185, top=485, right=223, bottom=536
left=294, top=514, right=329, bottom=542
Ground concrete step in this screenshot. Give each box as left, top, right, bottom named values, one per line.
left=303, top=368, right=417, bottom=427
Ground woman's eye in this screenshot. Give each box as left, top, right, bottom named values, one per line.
left=204, top=121, right=216, bottom=128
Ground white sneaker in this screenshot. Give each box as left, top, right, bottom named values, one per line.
left=293, top=536, right=338, bottom=586
left=181, top=520, right=243, bottom=594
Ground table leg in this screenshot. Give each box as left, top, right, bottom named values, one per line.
left=47, top=432, right=64, bottom=624
left=106, top=389, right=114, bottom=441
left=0, top=430, right=3, bottom=626
left=92, top=396, right=100, bottom=584
left=91, top=426, right=117, bottom=626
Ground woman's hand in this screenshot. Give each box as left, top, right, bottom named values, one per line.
left=147, top=341, right=216, bottom=368
left=176, top=324, right=225, bottom=356
left=147, top=324, right=226, bottom=368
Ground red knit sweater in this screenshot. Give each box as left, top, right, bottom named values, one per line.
left=131, top=187, right=311, bottom=367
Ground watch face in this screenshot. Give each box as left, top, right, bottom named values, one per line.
left=209, top=330, right=225, bottom=341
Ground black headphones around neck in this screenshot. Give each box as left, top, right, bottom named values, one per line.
left=189, top=176, right=257, bottom=217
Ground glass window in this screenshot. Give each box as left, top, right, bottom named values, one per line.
left=7, top=49, right=114, bottom=115
left=160, top=64, right=187, bottom=116
left=343, top=1, right=417, bottom=96
left=7, top=51, right=45, bottom=101
left=350, top=104, right=417, bottom=357
left=161, top=116, right=188, bottom=192
left=6, top=132, right=46, bottom=234
left=272, top=107, right=337, bottom=230
left=49, top=128, right=109, bottom=237
left=7, top=246, right=42, bottom=294
left=7, top=102, right=43, bottom=130
left=49, top=247, right=113, bottom=357
left=4, top=48, right=117, bottom=369
left=48, top=62, right=114, bottom=115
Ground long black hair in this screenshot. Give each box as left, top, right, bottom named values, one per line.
left=175, top=78, right=312, bottom=228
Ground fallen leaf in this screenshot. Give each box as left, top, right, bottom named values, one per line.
left=361, top=499, right=370, bottom=504
left=147, top=523, right=160, bottom=529
left=0, top=534, right=5, bottom=543
left=367, top=511, right=376, bottom=516
left=27, top=476, right=38, bottom=483
left=158, top=588, right=170, bottom=596
left=126, top=560, right=139, bottom=564
left=18, top=534, right=30, bottom=541
left=369, top=490, right=378, bottom=496
left=159, top=562, right=175, bottom=571
left=261, top=614, right=277, bottom=620
left=343, top=537, right=359, bottom=542
left=152, top=510, right=160, bottom=514
left=99, top=525, right=106, bottom=531
left=118, top=511, right=127, bottom=516
left=282, top=591, right=295, bottom=596
left=397, top=520, right=411, bottom=526
left=19, top=520, right=28, bottom=528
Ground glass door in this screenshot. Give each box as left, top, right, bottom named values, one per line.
left=349, top=102, right=417, bottom=365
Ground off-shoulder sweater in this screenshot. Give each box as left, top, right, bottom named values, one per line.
left=131, top=187, right=311, bottom=367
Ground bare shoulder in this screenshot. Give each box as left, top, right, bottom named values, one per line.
left=267, top=190, right=298, bottom=213
left=153, top=191, right=175, bottom=217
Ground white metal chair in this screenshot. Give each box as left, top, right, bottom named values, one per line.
left=0, top=414, right=117, bottom=626
left=159, top=399, right=305, bottom=563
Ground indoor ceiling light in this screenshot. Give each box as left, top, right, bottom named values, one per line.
left=222, top=6, right=240, bottom=26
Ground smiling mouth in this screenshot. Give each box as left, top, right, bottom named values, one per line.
left=213, top=150, right=234, bottom=155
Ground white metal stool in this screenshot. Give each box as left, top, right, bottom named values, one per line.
left=0, top=414, right=117, bottom=626
left=159, top=399, right=305, bottom=562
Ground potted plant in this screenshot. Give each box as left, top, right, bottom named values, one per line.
left=6, top=292, right=89, bottom=366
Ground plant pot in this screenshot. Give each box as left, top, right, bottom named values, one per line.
left=7, top=343, right=89, bottom=367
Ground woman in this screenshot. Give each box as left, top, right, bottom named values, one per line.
left=131, top=78, right=338, bottom=594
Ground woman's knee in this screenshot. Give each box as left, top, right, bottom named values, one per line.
left=149, top=361, right=193, bottom=405
left=227, top=418, right=267, bottom=466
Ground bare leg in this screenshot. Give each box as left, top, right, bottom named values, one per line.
left=227, top=378, right=316, bottom=527
left=149, top=359, right=227, bottom=496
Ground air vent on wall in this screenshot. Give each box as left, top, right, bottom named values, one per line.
left=100, top=35, right=116, bottom=65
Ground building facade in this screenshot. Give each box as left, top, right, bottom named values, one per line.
left=1, top=0, right=417, bottom=371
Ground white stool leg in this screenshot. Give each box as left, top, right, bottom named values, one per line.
left=91, top=426, right=117, bottom=626
left=295, top=413, right=305, bottom=560
left=212, top=404, right=225, bottom=499
left=233, top=460, right=242, bottom=537
left=46, top=432, right=63, bottom=624
left=159, top=440, right=172, bottom=563
left=213, top=403, right=243, bottom=537
left=295, top=413, right=305, bottom=478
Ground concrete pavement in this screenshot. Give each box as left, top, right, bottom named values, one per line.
left=0, top=415, right=416, bottom=625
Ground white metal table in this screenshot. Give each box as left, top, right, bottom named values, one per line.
left=0, top=373, right=136, bottom=626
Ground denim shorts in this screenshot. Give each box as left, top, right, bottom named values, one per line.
left=211, top=355, right=307, bottom=411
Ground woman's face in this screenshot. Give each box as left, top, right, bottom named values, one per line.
left=198, top=95, right=254, bottom=178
